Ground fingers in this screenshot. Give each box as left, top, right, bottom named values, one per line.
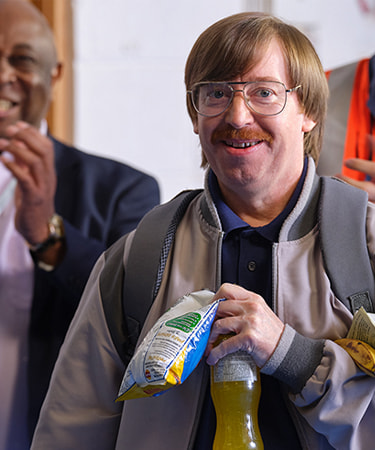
left=333, top=158, right=375, bottom=202
left=212, top=283, right=253, bottom=303
left=336, top=173, right=375, bottom=202
left=0, top=121, right=56, bottom=190
left=206, top=283, right=284, bottom=368
left=0, top=122, right=57, bottom=243
left=0, top=121, right=54, bottom=165
left=344, top=158, right=375, bottom=178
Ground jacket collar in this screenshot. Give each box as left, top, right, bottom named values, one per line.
left=199, top=157, right=321, bottom=242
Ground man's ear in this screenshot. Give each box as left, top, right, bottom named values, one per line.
left=51, top=62, right=63, bottom=88
left=302, top=115, right=316, bottom=133
left=193, top=119, right=199, bottom=135
left=49, top=62, right=63, bottom=104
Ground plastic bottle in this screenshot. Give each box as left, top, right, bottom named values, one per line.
left=210, top=335, right=264, bottom=449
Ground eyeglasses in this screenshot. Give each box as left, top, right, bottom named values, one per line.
left=187, top=80, right=301, bottom=117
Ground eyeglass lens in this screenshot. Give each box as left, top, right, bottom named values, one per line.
left=192, top=81, right=288, bottom=117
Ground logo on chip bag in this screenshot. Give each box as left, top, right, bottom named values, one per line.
left=165, top=312, right=201, bottom=333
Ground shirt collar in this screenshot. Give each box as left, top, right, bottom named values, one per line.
left=208, top=157, right=308, bottom=242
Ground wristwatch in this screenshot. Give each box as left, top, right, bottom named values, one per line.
left=28, top=214, right=65, bottom=253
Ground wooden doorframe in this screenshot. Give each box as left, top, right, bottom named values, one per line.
left=29, top=0, right=74, bottom=144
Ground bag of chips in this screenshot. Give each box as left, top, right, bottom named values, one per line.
left=117, top=289, right=219, bottom=401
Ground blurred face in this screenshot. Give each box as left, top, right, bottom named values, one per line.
left=0, top=1, right=61, bottom=137
left=193, top=39, right=316, bottom=203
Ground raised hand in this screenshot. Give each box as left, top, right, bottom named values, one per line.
left=0, top=121, right=57, bottom=246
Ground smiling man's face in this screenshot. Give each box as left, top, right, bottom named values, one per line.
left=193, top=38, right=316, bottom=204
left=0, top=0, right=61, bottom=137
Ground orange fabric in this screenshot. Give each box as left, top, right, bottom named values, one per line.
left=342, top=59, right=372, bottom=180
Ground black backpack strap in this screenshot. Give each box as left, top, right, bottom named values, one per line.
left=319, top=177, right=375, bottom=313
left=100, top=234, right=135, bottom=366
left=100, top=189, right=202, bottom=365
left=123, top=189, right=203, bottom=329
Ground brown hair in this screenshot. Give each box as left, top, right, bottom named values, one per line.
left=185, top=12, right=328, bottom=165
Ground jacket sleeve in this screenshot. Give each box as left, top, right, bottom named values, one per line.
left=42, top=220, right=106, bottom=300
left=50, top=172, right=160, bottom=301
left=259, top=201, right=375, bottom=449
left=293, top=339, right=375, bottom=449
left=262, top=325, right=375, bottom=449
left=30, top=253, right=126, bottom=450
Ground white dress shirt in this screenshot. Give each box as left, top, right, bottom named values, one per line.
left=0, top=141, right=40, bottom=449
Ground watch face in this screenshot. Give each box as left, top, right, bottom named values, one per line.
left=27, top=214, right=65, bottom=253
left=49, top=214, right=65, bottom=239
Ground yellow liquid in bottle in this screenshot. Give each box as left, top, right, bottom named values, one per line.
left=210, top=338, right=263, bottom=449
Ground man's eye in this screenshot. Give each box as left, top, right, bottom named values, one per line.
left=8, top=54, right=37, bottom=70
left=212, top=89, right=225, bottom=99
left=257, top=88, right=272, bottom=98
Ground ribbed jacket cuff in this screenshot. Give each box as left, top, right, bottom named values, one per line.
left=260, top=324, right=325, bottom=393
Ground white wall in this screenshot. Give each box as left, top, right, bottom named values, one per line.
left=72, top=0, right=375, bottom=202
left=274, top=0, right=375, bottom=69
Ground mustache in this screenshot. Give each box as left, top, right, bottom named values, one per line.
left=211, top=126, right=273, bottom=144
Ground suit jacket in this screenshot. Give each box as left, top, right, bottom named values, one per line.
left=27, top=136, right=160, bottom=437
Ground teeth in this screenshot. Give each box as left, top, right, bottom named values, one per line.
left=0, top=99, right=13, bottom=111
left=226, top=140, right=259, bottom=149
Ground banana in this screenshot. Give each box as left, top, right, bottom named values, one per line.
left=335, top=338, right=375, bottom=377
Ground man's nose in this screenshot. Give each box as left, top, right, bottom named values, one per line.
left=224, top=92, right=256, bottom=128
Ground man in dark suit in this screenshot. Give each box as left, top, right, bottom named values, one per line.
left=0, top=1, right=160, bottom=448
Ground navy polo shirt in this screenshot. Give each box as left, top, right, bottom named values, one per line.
left=194, top=160, right=308, bottom=449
